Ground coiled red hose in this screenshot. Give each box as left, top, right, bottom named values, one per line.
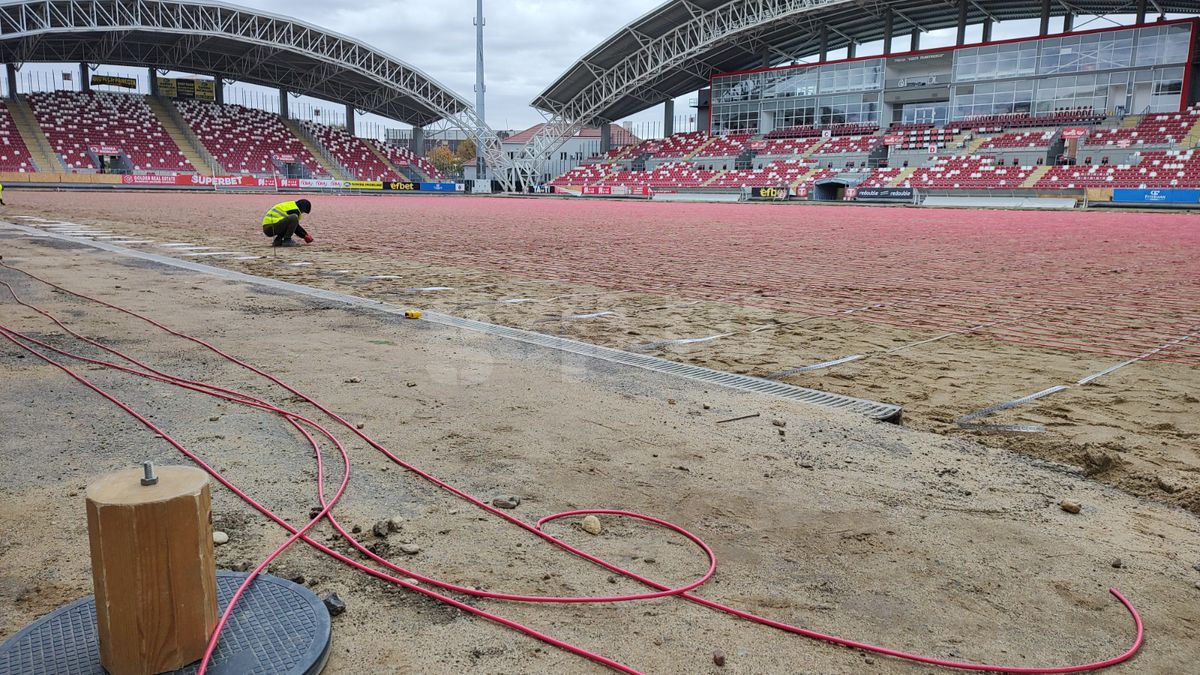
left=0, top=260, right=1145, bottom=674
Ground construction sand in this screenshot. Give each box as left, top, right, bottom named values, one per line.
left=5, top=191, right=1198, bottom=518
left=1, top=219, right=1199, bottom=673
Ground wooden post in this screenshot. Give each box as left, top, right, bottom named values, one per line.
left=86, top=465, right=218, bottom=675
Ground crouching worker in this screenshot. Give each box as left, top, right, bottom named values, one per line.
left=262, top=199, right=313, bottom=247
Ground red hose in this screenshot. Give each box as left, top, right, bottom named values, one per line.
left=0, top=261, right=1146, bottom=673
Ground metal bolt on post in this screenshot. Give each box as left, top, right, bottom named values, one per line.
left=141, top=461, right=158, bottom=486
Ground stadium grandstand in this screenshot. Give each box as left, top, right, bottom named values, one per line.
left=0, top=0, right=505, bottom=189
left=0, top=0, right=1191, bottom=207
left=536, top=0, right=1200, bottom=208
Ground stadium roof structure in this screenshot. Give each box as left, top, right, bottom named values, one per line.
left=509, top=0, right=1197, bottom=178
left=0, top=0, right=470, bottom=127
left=535, top=0, right=1197, bottom=123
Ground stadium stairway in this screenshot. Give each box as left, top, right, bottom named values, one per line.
left=7, top=96, right=64, bottom=172
left=283, top=119, right=350, bottom=181
left=1020, top=164, right=1053, bottom=188
left=1185, top=116, right=1200, bottom=148
left=146, top=96, right=221, bottom=174
left=963, top=135, right=990, bottom=155
left=789, top=167, right=819, bottom=191
left=366, top=142, right=414, bottom=181
left=887, top=166, right=918, bottom=187
left=1119, top=114, right=1143, bottom=129
left=799, top=137, right=829, bottom=160
left=684, top=136, right=718, bottom=160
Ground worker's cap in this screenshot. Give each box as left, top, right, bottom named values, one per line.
left=296, top=199, right=312, bottom=214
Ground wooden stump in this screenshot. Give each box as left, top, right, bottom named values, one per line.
left=85, top=466, right=218, bottom=675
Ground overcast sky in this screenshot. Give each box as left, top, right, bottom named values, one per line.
left=248, top=0, right=672, bottom=131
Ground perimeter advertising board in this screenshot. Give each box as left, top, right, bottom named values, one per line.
left=121, top=175, right=278, bottom=188
left=383, top=181, right=418, bottom=191
left=580, top=185, right=652, bottom=196
left=1112, top=188, right=1200, bottom=204
left=343, top=180, right=384, bottom=190
left=749, top=186, right=787, bottom=200
left=420, top=182, right=457, bottom=192
left=855, top=187, right=915, bottom=202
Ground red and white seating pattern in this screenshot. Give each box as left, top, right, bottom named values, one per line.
left=890, top=128, right=963, bottom=151
left=754, top=137, right=823, bottom=156
left=369, top=140, right=443, bottom=181
left=765, top=125, right=822, bottom=139
left=302, top=122, right=397, bottom=181
left=707, top=160, right=811, bottom=188
left=793, top=168, right=838, bottom=191
left=1036, top=150, right=1200, bottom=188
left=814, top=136, right=882, bottom=155
left=176, top=100, right=321, bottom=175
left=977, top=130, right=1057, bottom=151
left=857, top=168, right=905, bottom=188
left=550, top=163, right=615, bottom=186
left=1085, top=107, right=1200, bottom=148
left=605, top=161, right=719, bottom=189
left=0, top=104, right=35, bottom=172
left=900, top=157, right=1034, bottom=189
left=694, top=133, right=750, bottom=157
left=829, top=123, right=879, bottom=136
left=27, top=91, right=193, bottom=172
left=646, top=132, right=709, bottom=158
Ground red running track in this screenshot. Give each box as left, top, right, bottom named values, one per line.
left=40, top=193, right=1200, bottom=365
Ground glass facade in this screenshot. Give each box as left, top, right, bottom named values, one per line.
left=954, top=41, right=1038, bottom=81
left=710, top=22, right=1196, bottom=135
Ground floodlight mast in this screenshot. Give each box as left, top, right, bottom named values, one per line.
left=474, top=0, right=487, bottom=184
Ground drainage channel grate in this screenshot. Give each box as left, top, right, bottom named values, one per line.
left=425, top=313, right=901, bottom=422
left=2, top=222, right=903, bottom=423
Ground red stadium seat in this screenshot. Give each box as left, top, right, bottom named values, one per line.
left=26, top=91, right=194, bottom=173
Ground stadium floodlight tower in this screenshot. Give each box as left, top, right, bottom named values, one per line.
left=474, top=0, right=488, bottom=183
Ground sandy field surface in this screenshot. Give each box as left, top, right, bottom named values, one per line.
left=2, top=228, right=1199, bottom=674
left=5, top=192, right=1198, bottom=519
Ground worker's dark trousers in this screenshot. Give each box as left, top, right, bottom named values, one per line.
left=262, top=215, right=307, bottom=242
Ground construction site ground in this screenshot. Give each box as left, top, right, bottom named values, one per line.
left=0, top=193, right=1198, bottom=673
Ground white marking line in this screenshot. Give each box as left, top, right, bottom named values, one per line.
left=957, top=385, right=1071, bottom=434
left=500, top=298, right=535, bottom=304
left=289, top=262, right=314, bottom=266
left=637, top=333, right=735, bottom=350
left=569, top=311, right=614, bottom=319
left=408, top=286, right=452, bottom=292
left=159, top=243, right=198, bottom=248
left=180, top=252, right=244, bottom=258
left=109, top=240, right=155, bottom=245
left=768, top=354, right=866, bottom=379
left=165, top=246, right=213, bottom=252
left=366, top=275, right=401, bottom=280
left=56, top=231, right=108, bottom=236
left=234, top=256, right=262, bottom=260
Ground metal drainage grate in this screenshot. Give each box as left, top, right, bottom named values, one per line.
left=423, top=313, right=902, bottom=422
left=1, top=222, right=903, bottom=423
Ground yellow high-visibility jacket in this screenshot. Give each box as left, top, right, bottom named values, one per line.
left=262, top=201, right=300, bottom=226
